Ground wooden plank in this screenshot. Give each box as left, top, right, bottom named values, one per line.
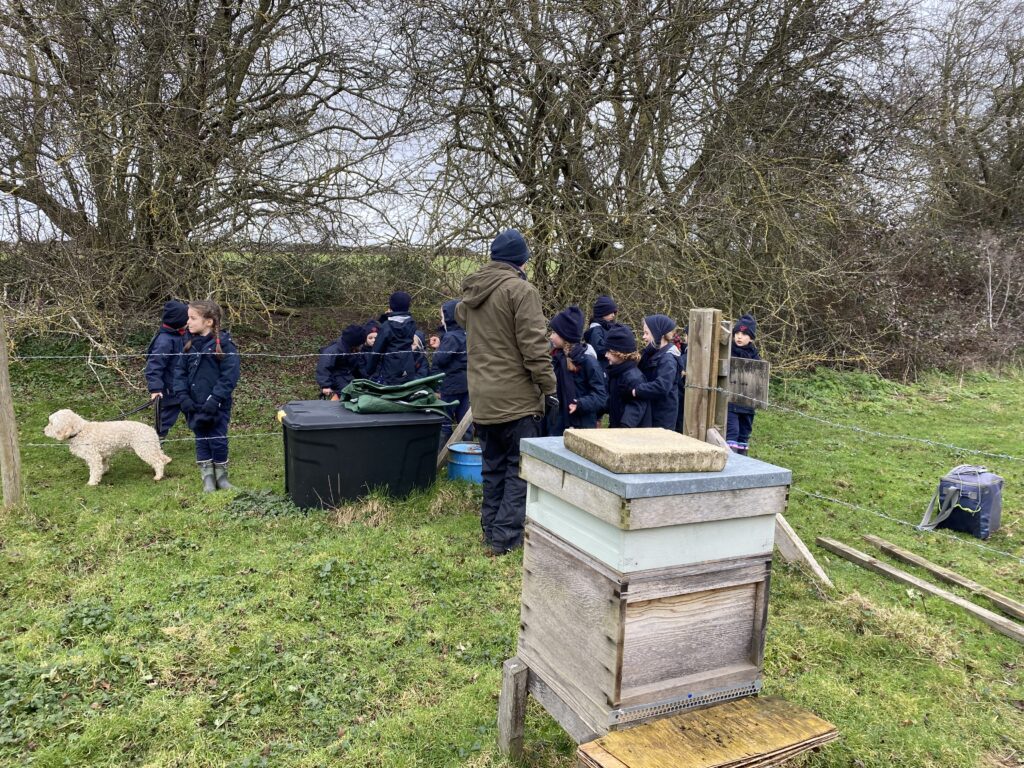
left=775, top=514, right=833, bottom=588
left=579, top=696, right=838, bottom=768
left=436, top=405, right=474, bottom=469
left=620, top=584, right=757, bottom=691
left=627, top=485, right=789, bottom=529
left=625, top=557, right=770, bottom=604
left=816, top=537, right=1024, bottom=644
left=529, top=670, right=603, bottom=744
left=683, top=309, right=718, bottom=440
left=617, top=662, right=760, bottom=709
left=521, top=453, right=625, bottom=527
left=0, top=309, right=21, bottom=508
left=518, top=523, right=625, bottom=721
left=497, top=657, right=529, bottom=758
left=705, top=309, right=723, bottom=433
left=714, top=319, right=732, bottom=433
left=863, top=535, right=1024, bottom=622
left=729, top=358, right=770, bottom=411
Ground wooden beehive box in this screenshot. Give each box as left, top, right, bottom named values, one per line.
left=517, top=437, right=791, bottom=738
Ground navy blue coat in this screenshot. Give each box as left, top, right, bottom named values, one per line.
left=316, top=337, right=365, bottom=394
left=172, top=331, right=241, bottom=414
left=548, top=348, right=607, bottom=435
left=606, top=361, right=647, bottom=428
left=729, top=340, right=761, bottom=415
left=431, top=303, right=468, bottom=397
left=636, top=344, right=679, bottom=430
left=584, top=320, right=624, bottom=372
left=145, top=326, right=187, bottom=403
left=366, top=313, right=419, bottom=385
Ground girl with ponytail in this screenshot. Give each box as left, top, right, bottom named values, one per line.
left=172, top=300, right=241, bottom=492
left=546, top=305, right=607, bottom=436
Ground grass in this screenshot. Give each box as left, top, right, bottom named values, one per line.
left=2, top=318, right=1023, bottom=767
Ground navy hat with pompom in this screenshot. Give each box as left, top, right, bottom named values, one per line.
left=734, top=314, right=757, bottom=339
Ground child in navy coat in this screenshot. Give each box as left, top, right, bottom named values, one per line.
left=633, top=314, right=679, bottom=430
left=366, top=292, right=420, bottom=385
left=727, top=314, right=761, bottom=454
left=145, top=300, right=189, bottom=440
left=172, top=300, right=241, bottom=492
left=547, top=306, right=607, bottom=436
left=604, top=325, right=647, bottom=428
left=431, top=299, right=471, bottom=444
left=316, top=324, right=367, bottom=399
left=584, top=295, right=621, bottom=373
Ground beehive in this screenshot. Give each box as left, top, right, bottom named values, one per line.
left=517, top=436, right=791, bottom=737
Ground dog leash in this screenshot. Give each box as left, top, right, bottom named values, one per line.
left=113, top=399, right=156, bottom=420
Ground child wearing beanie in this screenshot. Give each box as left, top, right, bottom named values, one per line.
left=727, top=314, right=761, bottom=454
left=145, top=300, right=190, bottom=440
left=604, top=325, right=648, bottom=428
left=584, top=295, right=622, bottom=373
left=547, top=305, right=607, bottom=436
left=366, top=291, right=420, bottom=385
left=632, top=314, right=680, bottom=430
left=316, top=324, right=368, bottom=400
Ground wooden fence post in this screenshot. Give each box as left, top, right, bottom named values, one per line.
left=683, top=308, right=723, bottom=441
left=0, top=309, right=22, bottom=509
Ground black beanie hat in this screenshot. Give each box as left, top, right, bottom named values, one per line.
left=389, top=291, right=412, bottom=313
left=341, top=324, right=367, bottom=350
left=490, top=229, right=530, bottom=266
left=592, top=295, right=617, bottom=317
left=550, top=305, right=584, bottom=344
left=605, top=325, right=637, bottom=354
left=161, top=300, right=189, bottom=330
left=643, top=314, right=676, bottom=343
left=735, top=314, right=757, bottom=339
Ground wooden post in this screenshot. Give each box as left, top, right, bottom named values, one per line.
left=436, top=406, right=474, bottom=470
left=497, top=657, right=529, bottom=759
left=713, top=318, right=732, bottom=433
left=0, top=309, right=21, bottom=509
left=683, top=309, right=721, bottom=440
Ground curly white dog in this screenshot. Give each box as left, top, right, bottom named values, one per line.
left=44, top=409, right=172, bottom=486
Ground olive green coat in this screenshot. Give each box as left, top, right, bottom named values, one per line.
left=457, top=261, right=556, bottom=424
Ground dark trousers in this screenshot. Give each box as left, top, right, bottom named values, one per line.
left=193, top=407, right=232, bottom=464
left=157, top=399, right=182, bottom=439
left=476, top=414, right=542, bottom=553
left=440, top=394, right=472, bottom=446
left=726, top=406, right=754, bottom=448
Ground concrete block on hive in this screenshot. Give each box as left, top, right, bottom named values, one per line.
left=563, top=428, right=728, bottom=474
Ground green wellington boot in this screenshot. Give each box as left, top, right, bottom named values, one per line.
left=213, top=462, right=234, bottom=491
left=199, top=461, right=217, bottom=493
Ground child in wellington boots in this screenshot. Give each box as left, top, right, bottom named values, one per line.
left=145, top=300, right=190, bottom=440
left=547, top=305, right=607, bottom=436
left=633, top=314, right=679, bottom=430
left=172, top=300, right=241, bottom=492
left=605, top=325, right=647, bottom=428
left=727, top=314, right=761, bottom=454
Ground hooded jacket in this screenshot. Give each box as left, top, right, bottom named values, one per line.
left=456, top=261, right=556, bottom=424
left=145, top=325, right=188, bottom=402
left=366, top=312, right=419, bottom=385
left=636, top=343, right=680, bottom=430
left=431, top=300, right=468, bottom=397
left=171, top=331, right=241, bottom=411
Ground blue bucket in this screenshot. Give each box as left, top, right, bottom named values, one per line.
left=447, top=442, right=483, bottom=483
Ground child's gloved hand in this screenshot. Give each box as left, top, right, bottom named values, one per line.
left=179, top=396, right=196, bottom=415
left=200, top=398, right=220, bottom=416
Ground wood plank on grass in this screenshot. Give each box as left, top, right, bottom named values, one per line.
left=862, top=534, right=1024, bottom=622
left=816, top=537, right=1024, bottom=644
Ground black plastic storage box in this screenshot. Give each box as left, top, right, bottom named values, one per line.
left=281, top=400, right=445, bottom=508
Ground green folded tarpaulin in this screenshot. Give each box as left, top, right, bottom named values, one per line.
left=341, top=374, right=458, bottom=416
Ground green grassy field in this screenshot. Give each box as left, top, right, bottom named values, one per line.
left=2, top=320, right=1023, bottom=767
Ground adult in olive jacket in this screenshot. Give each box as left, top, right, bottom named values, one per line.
left=457, top=229, right=556, bottom=555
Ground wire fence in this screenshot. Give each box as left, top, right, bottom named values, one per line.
left=12, top=349, right=1023, bottom=563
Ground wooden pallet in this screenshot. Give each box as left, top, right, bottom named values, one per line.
left=577, top=696, right=837, bottom=768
